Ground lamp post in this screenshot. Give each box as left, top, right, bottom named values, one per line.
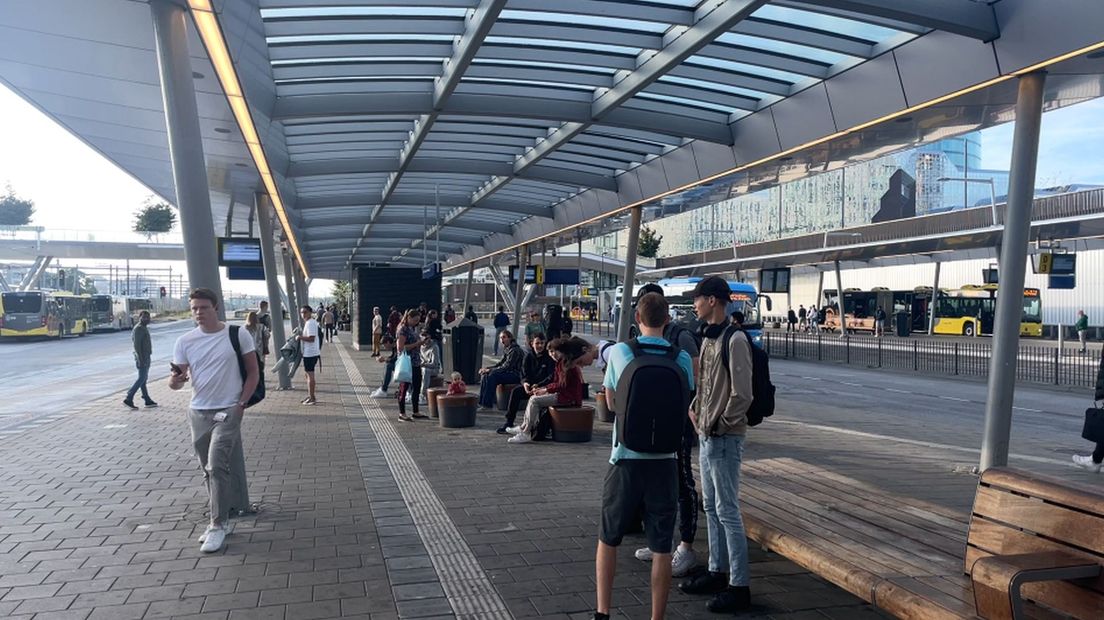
left=937, top=177, right=998, bottom=225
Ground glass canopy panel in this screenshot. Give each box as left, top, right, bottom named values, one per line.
left=751, top=4, right=904, bottom=43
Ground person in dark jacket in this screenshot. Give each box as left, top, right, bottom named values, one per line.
left=497, top=333, right=555, bottom=434
left=477, top=330, right=525, bottom=409
left=426, top=309, right=443, bottom=345
left=123, top=310, right=157, bottom=409
left=1073, top=353, right=1104, bottom=472
left=493, top=306, right=510, bottom=355
left=465, top=305, right=478, bottom=323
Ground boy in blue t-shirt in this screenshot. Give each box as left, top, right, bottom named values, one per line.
left=594, top=293, right=693, bottom=620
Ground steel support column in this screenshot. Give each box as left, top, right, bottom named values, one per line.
left=512, top=247, right=528, bottom=338
left=928, top=262, right=941, bottom=335
left=293, top=260, right=309, bottom=313
left=256, top=194, right=290, bottom=389
left=150, top=0, right=223, bottom=316
left=980, top=72, right=1046, bottom=472
left=282, top=247, right=299, bottom=331
left=834, top=260, right=846, bottom=339
left=462, top=262, right=475, bottom=316
left=616, top=206, right=643, bottom=342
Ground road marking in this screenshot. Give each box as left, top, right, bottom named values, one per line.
left=800, top=376, right=822, bottom=381
left=770, top=420, right=1070, bottom=467
left=939, top=396, right=971, bottom=402
left=1012, top=406, right=1043, bottom=413
left=841, top=381, right=863, bottom=387
left=338, top=345, right=510, bottom=619
left=884, top=388, right=911, bottom=394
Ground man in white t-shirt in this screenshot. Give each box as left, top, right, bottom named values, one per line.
left=298, top=305, right=321, bottom=405
left=170, top=288, right=259, bottom=553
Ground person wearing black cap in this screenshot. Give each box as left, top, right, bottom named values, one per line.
left=631, top=283, right=701, bottom=578
left=679, top=275, right=754, bottom=613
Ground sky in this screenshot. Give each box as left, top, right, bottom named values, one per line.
left=2, top=82, right=1104, bottom=299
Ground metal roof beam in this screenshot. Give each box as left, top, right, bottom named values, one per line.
left=784, top=0, right=999, bottom=41
left=287, top=156, right=616, bottom=190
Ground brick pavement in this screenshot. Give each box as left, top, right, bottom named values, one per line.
left=0, top=333, right=899, bottom=619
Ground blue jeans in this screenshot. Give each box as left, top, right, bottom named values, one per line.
left=126, top=363, right=151, bottom=403
left=699, top=433, right=749, bottom=586
left=478, top=369, right=520, bottom=408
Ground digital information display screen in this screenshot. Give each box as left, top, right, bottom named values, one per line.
left=218, top=238, right=263, bottom=266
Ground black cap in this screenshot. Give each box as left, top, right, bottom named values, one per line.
left=690, top=276, right=730, bottom=301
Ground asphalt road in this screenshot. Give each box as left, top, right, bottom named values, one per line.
left=0, top=320, right=196, bottom=431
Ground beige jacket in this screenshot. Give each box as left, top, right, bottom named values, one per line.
left=693, top=326, right=753, bottom=436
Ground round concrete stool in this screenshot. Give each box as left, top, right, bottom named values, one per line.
left=426, top=387, right=449, bottom=419
left=549, top=406, right=595, bottom=443
left=496, top=383, right=519, bottom=410
left=595, top=391, right=614, bottom=424
left=438, top=394, right=477, bottom=428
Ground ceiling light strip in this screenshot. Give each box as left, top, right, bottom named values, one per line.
left=188, top=0, right=309, bottom=278
left=447, top=40, right=1104, bottom=273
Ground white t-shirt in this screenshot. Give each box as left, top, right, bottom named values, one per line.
left=302, top=318, right=321, bottom=357
left=173, top=324, right=255, bottom=410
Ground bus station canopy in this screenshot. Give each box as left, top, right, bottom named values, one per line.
left=2, top=0, right=1104, bottom=278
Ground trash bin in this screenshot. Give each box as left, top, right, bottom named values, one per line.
left=895, top=311, right=911, bottom=337
left=443, top=318, right=485, bottom=384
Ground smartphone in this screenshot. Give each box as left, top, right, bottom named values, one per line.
left=170, top=362, right=184, bottom=376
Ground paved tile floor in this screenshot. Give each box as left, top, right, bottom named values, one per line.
left=0, top=333, right=907, bottom=619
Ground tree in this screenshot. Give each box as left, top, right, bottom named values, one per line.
left=332, top=280, right=352, bottom=311
left=133, top=199, right=177, bottom=239
left=638, top=224, right=663, bottom=258
left=0, top=185, right=35, bottom=226
left=79, top=275, right=97, bottom=295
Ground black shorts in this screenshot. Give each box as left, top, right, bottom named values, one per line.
left=600, top=459, right=677, bottom=553
left=303, top=355, right=320, bottom=372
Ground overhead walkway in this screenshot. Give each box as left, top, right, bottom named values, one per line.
left=0, top=238, right=185, bottom=262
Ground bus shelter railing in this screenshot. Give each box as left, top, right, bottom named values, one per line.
left=764, top=331, right=1100, bottom=390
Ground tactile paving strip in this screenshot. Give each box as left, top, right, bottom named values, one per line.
left=338, top=345, right=511, bottom=619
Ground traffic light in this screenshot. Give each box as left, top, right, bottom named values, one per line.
left=159, top=286, right=167, bottom=298
left=58, top=269, right=66, bottom=287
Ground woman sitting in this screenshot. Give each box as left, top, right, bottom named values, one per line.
left=497, top=333, right=555, bottom=434
left=506, top=336, right=587, bottom=444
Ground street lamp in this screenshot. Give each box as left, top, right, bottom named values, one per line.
left=937, top=177, right=998, bottom=225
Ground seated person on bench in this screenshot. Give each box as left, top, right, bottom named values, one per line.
left=506, top=336, right=587, bottom=444
left=497, top=333, right=555, bottom=434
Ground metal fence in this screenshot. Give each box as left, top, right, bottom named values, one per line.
left=764, top=331, right=1101, bottom=389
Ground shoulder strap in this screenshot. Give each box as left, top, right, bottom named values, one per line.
left=229, top=325, right=242, bottom=356
left=719, top=325, right=737, bottom=373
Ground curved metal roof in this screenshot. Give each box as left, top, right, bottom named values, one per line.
left=4, top=1, right=1104, bottom=278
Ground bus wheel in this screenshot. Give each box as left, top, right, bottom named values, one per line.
left=963, top=323, right=975, bottom=337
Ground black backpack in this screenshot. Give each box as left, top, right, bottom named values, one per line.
left=664, top=322, right=701, bottom=355
left=717, top=326, right=775, bottom=426
left=614, top=339, right=692, bottom=453
left=229, top=325, right=265, bottom=407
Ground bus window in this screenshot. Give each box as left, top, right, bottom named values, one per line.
left=1, top=292, right=42, bottom=313
left=1022, top=296, right=1041, bottom=322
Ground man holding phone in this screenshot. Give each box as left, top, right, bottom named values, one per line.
left=170, top=288, right=259, bottom=553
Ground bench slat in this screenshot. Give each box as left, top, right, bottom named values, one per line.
left=971, top=486, right=1104, bottom=556
left=981, top=468, right=1104, bottom=516
left=751, top=462, right=967, bottom=557
left=743, top=474, right=962, bottom=575
left=874, top=577, right=981, bottom=620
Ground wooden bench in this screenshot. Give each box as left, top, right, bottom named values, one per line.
left=740, top=458, right=1104, bottom=619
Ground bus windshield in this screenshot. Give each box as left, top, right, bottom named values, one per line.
left=1022, top=295, right=1041, bottom=323
left=89, top=296, right=112, bottom=312
left=1, top=292, right=42, bottom=313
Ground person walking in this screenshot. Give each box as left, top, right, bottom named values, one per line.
left=680, top=276, right=754, bottom=613
left=123, top=310, right=157, bottom=409
left=244, top=311, right=267, bottom=373
left=1076, top=310, right=1089, bottom=353
left=808, top=305, right=819, bottom=334
left=594, top=292, right=693, bottom=620
left=169, top=288, right=259, bottom=553
left=444, top=304, right=456, bottom=324
left=493, top=306, right=510, bottom=355
left=395, top=309, right=427, bottom=421
left=1074, top=351, right=1104, bottom=472
left=465, top=305, right=478, bottom=323
left=298, top=306, right=321, bottom=405
left=786, top=308, right=797, bottom=332
left=371, top=306, right=383, bottom=357
left=370, top=333, right=397, bottom=398
left=322, top=306, right=336, bottom=342
left=875, top=306, right=887, bottom=338
left=798, top=305, right=807, bottom=331
left=477, top=330, right=525, bottom=409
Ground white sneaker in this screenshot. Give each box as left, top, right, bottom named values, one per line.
left=634, top=547, right=653, bottom=562
left=200, top=527, right=227, bottom=553
left=505, top=426, right=522, bottom=435
left=419, top=395, right=427, bottom=405
left=507, top=433, right=532, bottom=444
left=198, top=521, right=234, bottom=542
left=370, top=388, right=387, bottom=398
left=671, top=546, right=698, bottom=577
left=1073, top=455, right=1102, bottom=472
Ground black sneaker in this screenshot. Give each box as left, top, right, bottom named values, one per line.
left=680, top=571, right=729, bottom=595
left=412, top=413, right=429, bottom=419
left=122, top=399, right=138, bottom=410
left=707, top=586, right=750, bottom=613
left=144, top=401, right=159, bottom=408
left=592, top=613, right=610, bottom=620
left=496, top=425, right=509, bottom=435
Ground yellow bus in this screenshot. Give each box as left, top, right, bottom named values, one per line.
left=54, top=292, right=92, bottom=337
left=0, top=291, right=62, bottom=338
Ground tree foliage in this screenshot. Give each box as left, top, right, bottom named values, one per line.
left=133, top=200, right=177, bottom=238
left=0, top=185, right=35, bottom=226
left=79, top=275, right=98, bottom=295
left=638, top=224, right=663, bottom=258
left=332, top=279, right=352, bottom=311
